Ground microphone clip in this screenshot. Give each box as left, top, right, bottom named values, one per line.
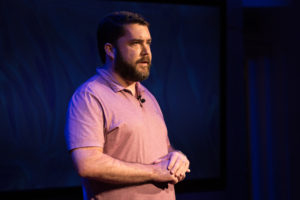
left=137, top=95, right=146, bottom=104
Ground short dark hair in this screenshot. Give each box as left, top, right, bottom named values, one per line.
left=97, top=11, right=150, bottom=63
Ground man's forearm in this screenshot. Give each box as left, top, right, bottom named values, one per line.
left=71, top=147, right=176, bottom=184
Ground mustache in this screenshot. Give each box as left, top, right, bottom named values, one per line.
left=136, top=57, right=151, bottom=64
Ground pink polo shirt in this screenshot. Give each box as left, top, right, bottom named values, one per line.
left=65, top=68, right=175, bottom=200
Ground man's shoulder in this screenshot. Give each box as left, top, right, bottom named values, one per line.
left=71, top=74, right=112, bottom=101
left=77, top=74, right=108, bottom=93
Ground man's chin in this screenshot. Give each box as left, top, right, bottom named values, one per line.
left=133, top=69, right=150, bottom=81
left=137, top=68, right=150, bottom=80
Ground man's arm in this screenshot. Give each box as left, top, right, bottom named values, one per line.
left=70, top=147, right=178, bottom=184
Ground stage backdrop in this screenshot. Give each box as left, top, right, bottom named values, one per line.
left=0, top=0, right=221, bottom=191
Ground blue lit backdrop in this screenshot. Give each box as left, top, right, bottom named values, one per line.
left=0, top=0, right=221, bottom=190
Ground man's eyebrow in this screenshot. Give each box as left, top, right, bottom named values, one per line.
left=129, top=39, right=152, bottom=43
left=129, top=39, right=142, bottom=42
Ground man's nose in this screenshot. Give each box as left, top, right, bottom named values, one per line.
left=141, top=44, right=151, bottom=56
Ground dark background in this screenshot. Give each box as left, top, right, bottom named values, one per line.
left=1, top=0, right=300, bottom=200
left=0, top=0, right=223, bottom=196
left=0, top=0, right=222, bottom=191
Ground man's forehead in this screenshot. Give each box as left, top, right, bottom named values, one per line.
left=122, top=24, right=151, bottom=39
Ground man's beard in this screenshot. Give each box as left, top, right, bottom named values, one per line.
left=114, top=49, right=151, bottom=82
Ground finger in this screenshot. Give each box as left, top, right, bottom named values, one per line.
left=175, top=161, right=187, bottom=177
left=167, top=154, right=178, bottom=171
left=182, top=159, right=190, bottom=174
left=166, top=173, right=177, bottom=184
left=186, top=161, right=191, bottom=173
left=175, top=159, right=190, bottom=177
left=178, top=173, right=186, bottom=182
left=170, top=158, right=182, bottom=175
left=172, top=156, right=188, bottom=175
left=175, top=173, right=185, bottom=182
left=171, top=175, right=179, bottom=184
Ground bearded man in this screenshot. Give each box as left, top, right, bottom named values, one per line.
left=65, top=11, right=190, bottom=200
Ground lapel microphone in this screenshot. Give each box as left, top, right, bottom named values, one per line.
left=137, top=95, right=146, bottom=103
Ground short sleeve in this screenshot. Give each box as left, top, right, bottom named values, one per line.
left=65, top=89, right=105, bottom=151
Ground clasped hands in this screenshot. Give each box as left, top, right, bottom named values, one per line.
left=153, top=151, right=190, bottom=184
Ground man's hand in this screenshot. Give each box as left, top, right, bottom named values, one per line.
left=153, top=151, right=190, bottom=183
left=152, top=159, right=178, bottom=184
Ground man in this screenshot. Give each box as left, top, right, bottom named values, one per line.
left=65, top=11, right=190, bottom=200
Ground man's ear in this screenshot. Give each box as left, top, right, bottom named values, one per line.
left=104, top=43, right=115, bottom=60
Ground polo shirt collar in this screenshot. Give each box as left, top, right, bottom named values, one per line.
left=96, top=67, right=145, bottom=94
